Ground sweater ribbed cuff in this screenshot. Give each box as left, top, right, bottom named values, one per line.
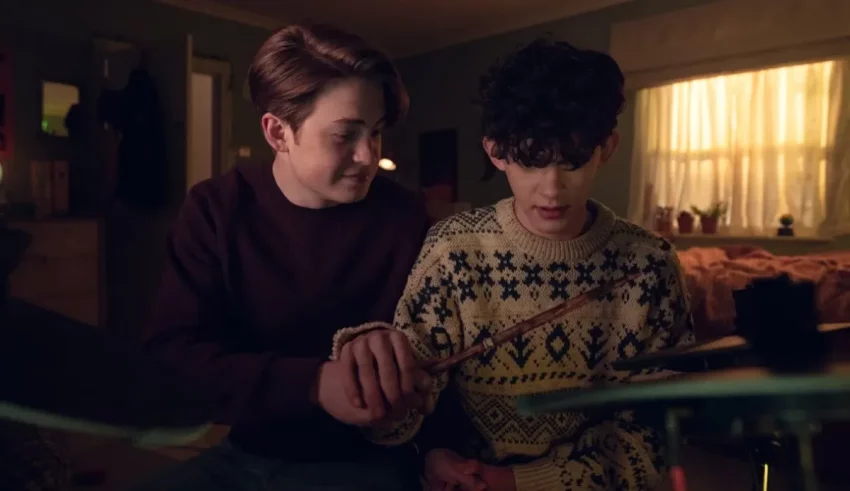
left=330, top=322, right=393, bottom=360
left=512, top=458, right=562, bottom=491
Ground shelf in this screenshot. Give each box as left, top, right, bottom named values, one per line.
left=668, top=233, right=832, bottom=244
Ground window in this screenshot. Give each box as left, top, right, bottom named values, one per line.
left=630, top=59, right=848, bottom=235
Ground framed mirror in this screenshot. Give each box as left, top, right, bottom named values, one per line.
left=41, top=81, right=80, bottom=138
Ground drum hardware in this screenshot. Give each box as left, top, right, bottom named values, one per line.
left=0, top=225, right=213, bottom=446
left=0, top=298, right=214, bottom=446
left=665, top=408, right=691, bottom=491
left=0, top=226, right=212, bottom=489
left=522, top=274, right=848, bottom=491
left=520, top=367, right=850, bottom=491
left=747, top=437, right=781, bottom=491
left=792, top=424, right=818, bottom=491
left=733, top=274, right=827, bottom=374
left=729, top=422, right=821, bottom=491
left=731, top=274, right=828, bottom=491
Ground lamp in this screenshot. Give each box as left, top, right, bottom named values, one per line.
left=378, top=157, right=396, bottom=171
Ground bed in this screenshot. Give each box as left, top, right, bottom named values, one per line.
left=677, top=246, right=850, bottom=340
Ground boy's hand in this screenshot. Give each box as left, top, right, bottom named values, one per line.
left=338, top=329, right=432, bottom=420
left=314, top=360, right=379, bottom=426
left=423, top=448, right=487, bottom=491
left=314, top=359, right=423, bottom=426
left=476, top=464, right=516, bottom=491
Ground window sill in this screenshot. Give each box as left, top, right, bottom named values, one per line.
left=666, top=232, right=833, bottom=245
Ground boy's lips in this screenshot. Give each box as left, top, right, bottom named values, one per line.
left=535, top=205, right=569, bottom=220
left=341, top=174, right=368, bottom=183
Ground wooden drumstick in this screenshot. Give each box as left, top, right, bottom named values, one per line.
left=424, top=273, right=640, bottom=374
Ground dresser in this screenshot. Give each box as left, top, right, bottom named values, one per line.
left=7, top=219, right=104, bottom=327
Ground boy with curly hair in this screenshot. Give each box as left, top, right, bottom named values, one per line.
left=334, top=38, right=694, bottom=491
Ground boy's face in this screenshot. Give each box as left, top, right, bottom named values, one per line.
left=262, top=77, right=385, bottom=208
left=484, top=134, right=618, bottom=240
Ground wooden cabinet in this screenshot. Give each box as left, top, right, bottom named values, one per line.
left=7, top=219, right=103, bottom=326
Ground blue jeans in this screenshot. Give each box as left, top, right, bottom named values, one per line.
left=130, top=440, right=421, bottom=491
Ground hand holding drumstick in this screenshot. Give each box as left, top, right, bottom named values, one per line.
left=331, top=274, right=639, bottom=426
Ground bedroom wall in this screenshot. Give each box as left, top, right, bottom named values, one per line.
left=388, top=0, right=850, bottom=254
left=386, top=0, right=715, bottom=216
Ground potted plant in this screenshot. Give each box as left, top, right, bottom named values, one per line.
left=691, top=202, right=728, bottom=234
left=777, top=214, right=794, bottom=236
left=676, top=210, right=695, bottom=234
left=654, top=206, right=674, bottom=234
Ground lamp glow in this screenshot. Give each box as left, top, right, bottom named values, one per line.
left=378, top=158, right=397, bottom=171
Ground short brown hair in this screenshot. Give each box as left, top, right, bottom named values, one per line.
left=248, top=24, right=409, bottom=132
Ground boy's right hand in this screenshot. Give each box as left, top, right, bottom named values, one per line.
left=337, top=329, right=432, bottom=419
left=314, top=360, right=378, bottom=426
left=424, top=448, right=487, bottom=491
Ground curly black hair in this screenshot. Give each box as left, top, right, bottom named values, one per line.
left=478, top=38, right=625, bottom=170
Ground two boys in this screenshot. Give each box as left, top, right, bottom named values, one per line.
left=336, top=39, right=694, bottom=490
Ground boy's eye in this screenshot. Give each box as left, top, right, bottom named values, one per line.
left=559, top=162, right=583, bottom=171
left=334, top=132, right=358, bottom=142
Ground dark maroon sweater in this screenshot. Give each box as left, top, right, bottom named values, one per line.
left=144, top=162, right=428, bottom=459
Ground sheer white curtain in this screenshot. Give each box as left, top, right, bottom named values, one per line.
left=822, top=60, right=850, bottom=236
left=629, top=59, right=850, bottom=236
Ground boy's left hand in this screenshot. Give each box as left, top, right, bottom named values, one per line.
left=423, top=448, right=487, bottom=491
left=476, top=464, right=516, bottom=491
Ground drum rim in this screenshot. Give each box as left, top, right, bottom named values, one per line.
left=0, top=400, right=212, bottom=447
left=518, top=369, right=850, bottom=415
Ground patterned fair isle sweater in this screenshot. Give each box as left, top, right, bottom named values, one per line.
left=333, top=198, right=694, bottom=491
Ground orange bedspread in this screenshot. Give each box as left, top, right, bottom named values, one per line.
left=677, top=246, right=850, bottom=339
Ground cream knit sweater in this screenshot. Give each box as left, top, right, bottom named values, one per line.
left=333, top=198, right=694, bottom=491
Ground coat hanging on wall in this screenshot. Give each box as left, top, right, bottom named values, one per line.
left=99, top=67, right=168, bottom=210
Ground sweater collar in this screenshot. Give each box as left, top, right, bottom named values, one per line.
left=494, top=198, right=616, bottom=263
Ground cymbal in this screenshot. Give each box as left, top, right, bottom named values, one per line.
left=517, top=362, right=850, bottom=424
left=613, top=323, right=850, bottom=372
left=0, top=298, right=213, bottom=446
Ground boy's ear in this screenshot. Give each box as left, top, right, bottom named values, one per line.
left=482, top=138, right=507, bottom=172
left=600, top=131, right=620, bottom=163
left=261, top=113, right=289, bottom=154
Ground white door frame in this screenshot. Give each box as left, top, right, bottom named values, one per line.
left=192, top=57, right=232, bottom=177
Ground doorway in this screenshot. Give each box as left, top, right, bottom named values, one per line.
left=188, top=57, right=231, bottom=191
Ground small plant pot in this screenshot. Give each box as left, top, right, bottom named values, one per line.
left=700, top=216, right=719, bottom=234
left=656, top=219, right=673, bottom=234
left=677, top=215, right=695, bottom=234
left=777, top=226, right=794, bottom=237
